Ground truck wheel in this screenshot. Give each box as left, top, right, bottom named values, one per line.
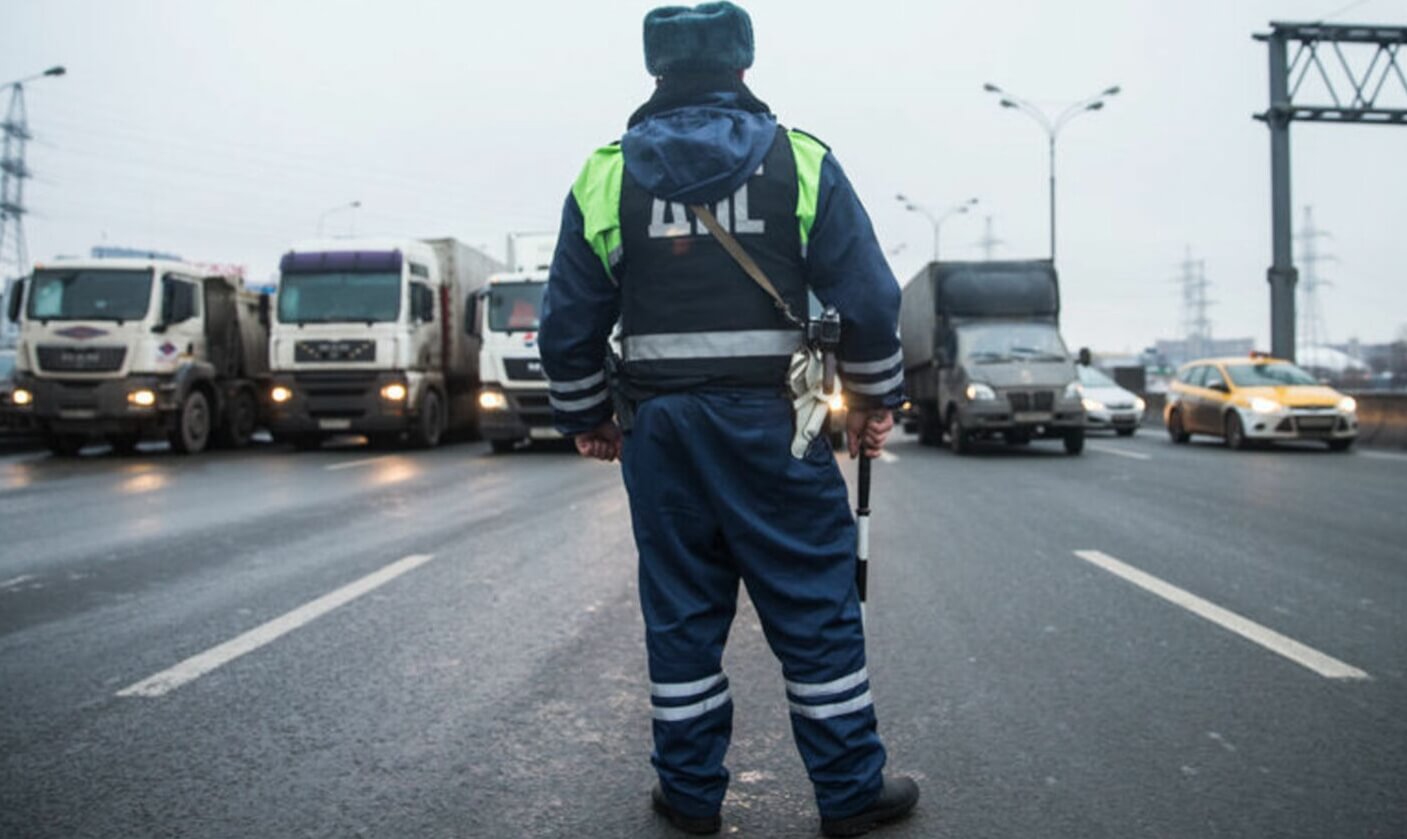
left=412, top=390, right=445, bottom=449
left=947, top=412, right=969, bottom=455
left=1064, top=430, right=1085, bottom=455
left=46, top=433, right=87, bottom=457
left=917, top=406, right=943, bottom=446
left=1224, top=412, right=1247, bottom=450
left=214, top=388, right=258, bottom=449
left=169, top=390, right=212, bottom=455
left=1167, top=409, right=1190, bottom=444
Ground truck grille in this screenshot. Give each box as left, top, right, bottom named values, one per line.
left=37, top=345, right=126, bottom=373
left=295, top=339, right=376, bottom=363
left=296, top=372, right=378, bottom=419
left=1005, top=390, right=1054, bottom=411
left=503, top=358, right=546, bottom=381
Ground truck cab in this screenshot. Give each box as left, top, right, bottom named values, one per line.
left=474, top=271, right=559, bottom=452
left=5, top=258, right=269, bottom=455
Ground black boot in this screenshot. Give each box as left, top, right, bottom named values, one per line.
left=820, top=775, right=920, bottom=837
left=651, top=783, right=722, bottom=835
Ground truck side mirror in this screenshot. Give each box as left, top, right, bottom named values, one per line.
left=6, top=278, right=24, bottom=323
left=1078, top=347, right=1092, bottom=366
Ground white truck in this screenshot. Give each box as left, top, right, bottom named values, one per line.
left=266, top=237, right=504, bottom=449
left=4, top=257, right=270, bottom=455
left=474, top=232, right=561, bottom=453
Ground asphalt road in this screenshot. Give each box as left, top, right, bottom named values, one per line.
left=1, top=428, right=1404, bottom=838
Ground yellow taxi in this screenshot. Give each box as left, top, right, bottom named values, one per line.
left=1164, top=353, right=1358, bottom=451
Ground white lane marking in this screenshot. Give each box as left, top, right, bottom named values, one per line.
left=1088, top=444, right=1152, bottom=461
left=325, top=455, right=394, bottom=472
left=0, top=574, right=37, bottom=591
left=1357, top=449, right=1407, bottom=462
left=877, top=450, right=900, bottom=464
left=1073, top=550, right=1369, bottom=681
left=117, top=553, right=435, bottom=698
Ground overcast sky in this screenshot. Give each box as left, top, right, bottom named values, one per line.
left=5, top=0, right=1405, bottom=353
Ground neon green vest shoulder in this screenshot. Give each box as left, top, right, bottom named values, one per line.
left=570, top=130, right=829, bottom=278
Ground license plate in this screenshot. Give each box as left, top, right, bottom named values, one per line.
left=1013, top=411, right=1053, bottom=423
left=529, top=427, right=561, bottom=440
left=59, top=409, right=98, bottom=420
left=318, top=418, right=352, bottom=430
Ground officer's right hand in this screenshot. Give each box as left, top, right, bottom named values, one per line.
left=846, top=410, right=894, bottom=460
left=574, top=420, right=624, bottom=462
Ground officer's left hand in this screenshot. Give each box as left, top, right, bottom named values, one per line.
left=574, top=420, right=623, bottom=462
left=846, top=410, right=894, bottom=460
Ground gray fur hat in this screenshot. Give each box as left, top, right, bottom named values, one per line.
left=643, top=2, right=755, bottom=77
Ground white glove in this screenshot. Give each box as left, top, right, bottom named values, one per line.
left=788, top=348, right=831, bottom=458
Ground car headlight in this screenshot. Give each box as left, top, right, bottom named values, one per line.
left=380, top=382, right=408, bottom=402
left=478, top=390, right=507, bottom=411
left=1249, top=397, right=1283, bottom=414
left=270, top=385, right=293, bottom=404
left=127, top=389, right=156, bottom=408
left=966, top=383, right=997, bottom=401
left=1063, top=381, right=1083, bottom=399
left=1082, top=397, right=1105, bottom=412
left=827, top=391, right=845, bottom=412
left=1337, top=396, right=1356, bottom=413
left=1134, top=396, right=1147, bottom=413
left=11, top=387, right=32, bottom=407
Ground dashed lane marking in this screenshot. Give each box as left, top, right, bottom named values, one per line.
left=117, top=553, right=435, bottom=698
left=325, top=455, right=395, bottom=471
left=1073, top=550, right=1369, bottom=681
left=877, top=451, right=900, bottom=464
left=1088, top=444, right=1152, bottom=461
left=0, top=574, right=37, bottom=592
left=1356, top=449, right=1407, bottom=463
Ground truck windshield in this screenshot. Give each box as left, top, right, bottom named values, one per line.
left=960, top=323, right=1068, bottom=364
left=27, top=268, right=153, bottom=322
left=488, top=283, right=543, bottom=332
left=278, top=272, right=401, bottom=324
left=1225, top=362, right=1318, bottom=387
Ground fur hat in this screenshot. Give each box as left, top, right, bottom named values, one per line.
left=643, top=2, right=755, bottom=77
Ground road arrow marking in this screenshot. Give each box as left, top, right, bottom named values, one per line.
left=117, top=554, right=435, bottom=698
left=1074, top=550, right=1368, bottom=680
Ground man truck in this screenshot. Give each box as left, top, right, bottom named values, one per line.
left=5, top=257, right=270, bottom=455
left=899, top=260, right=1085, bottom=455
left=266, top=237, right=504, bottom=449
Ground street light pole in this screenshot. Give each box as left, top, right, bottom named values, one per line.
left=895, top=194, right=978, bottom=262
left=983, top=83, right=1119, bottom=262
left=317, top=200, right=361, bottom=237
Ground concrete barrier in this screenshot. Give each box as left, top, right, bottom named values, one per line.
left=1137, top=391, right=1407, bottom=451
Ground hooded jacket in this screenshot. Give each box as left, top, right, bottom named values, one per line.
left=539, top=78, right=904, bottom=435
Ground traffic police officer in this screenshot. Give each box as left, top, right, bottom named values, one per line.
left=538, top=3, right=918, bottom=835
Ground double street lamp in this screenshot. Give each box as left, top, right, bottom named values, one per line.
left=982, top=82, right=1119, bottom=261
left=895, top=194, right=978, bottom=262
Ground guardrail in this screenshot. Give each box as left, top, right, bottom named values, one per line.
left=1139, top=392, right=1407, bottom=451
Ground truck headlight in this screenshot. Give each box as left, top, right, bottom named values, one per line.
left=127, top=389, right=156, bottom=408
left=478, top=390, right=507, bottom=411
left=827, top=391, right=845, bottom=412
left=270, top=386, right=293, bottom=404
left=1337, top=396, right=1356, bottom=413
left=380, top=383, right=408, bottom=402
left=1250, top=397, right=1282, bottom=415
left=1063, top=382, right=1083, bottom=399
left=1082, top=397, right=1105, bottom=412
left=965, top=383, right=996, bottom=401
left=11, top=388, right=32, bottom=407
left=1134, top=396, right=1147, bottom=413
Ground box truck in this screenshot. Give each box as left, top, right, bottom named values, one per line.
left=899, top=260, right=1085, bottom=454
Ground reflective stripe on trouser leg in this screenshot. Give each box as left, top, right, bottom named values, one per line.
left=658, top=391, right=886, bottom=820
left=622, top=396, right=742, bottom=820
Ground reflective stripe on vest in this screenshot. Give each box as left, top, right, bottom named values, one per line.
left=623, top=329, right=803, bottom=361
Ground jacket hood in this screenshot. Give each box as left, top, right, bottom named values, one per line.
left=621, top=79, right=777, bottom=206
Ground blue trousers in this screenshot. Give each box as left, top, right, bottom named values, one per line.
left=620, top=391, right=886, bottom=820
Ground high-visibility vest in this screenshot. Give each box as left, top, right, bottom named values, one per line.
left=573, top=125, right=828, bottom=395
